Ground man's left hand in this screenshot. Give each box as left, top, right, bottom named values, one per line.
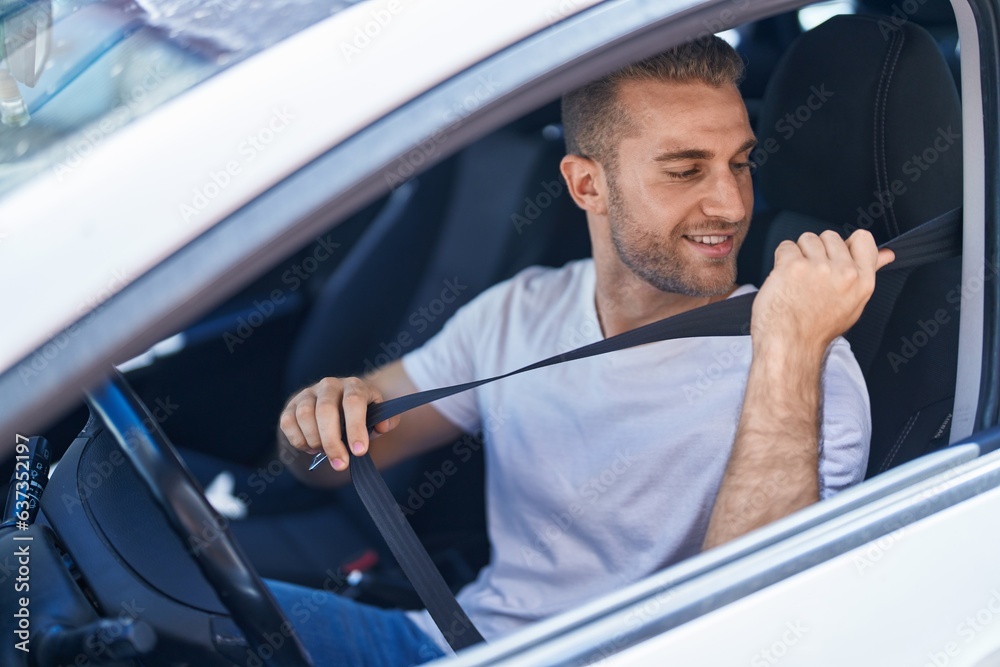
left=751, top=229, right=895, bottom=354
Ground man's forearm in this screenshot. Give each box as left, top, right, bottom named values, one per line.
left=702, top=338, right=825, bottom=549
left=702, top=228, right=892, bottom=549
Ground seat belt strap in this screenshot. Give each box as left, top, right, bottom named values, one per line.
left=334, top=206, right=962, bottom=651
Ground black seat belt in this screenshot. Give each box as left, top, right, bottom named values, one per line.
left=336, top=207, right=962, bottom=651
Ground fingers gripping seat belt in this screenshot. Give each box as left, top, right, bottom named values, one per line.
left=322, top=208, right=963, bottom=651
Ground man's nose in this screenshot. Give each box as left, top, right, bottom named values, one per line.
left=700, top=169, right=748, bottom=223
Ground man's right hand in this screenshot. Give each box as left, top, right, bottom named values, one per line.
left=279, top=376, right=401, bottom=471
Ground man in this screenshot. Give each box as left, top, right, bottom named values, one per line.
left=269, top=36, right=894, bottom=665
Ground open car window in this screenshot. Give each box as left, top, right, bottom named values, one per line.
left=1, top=0, right=998, bottom=663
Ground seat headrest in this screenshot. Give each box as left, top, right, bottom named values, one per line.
left=755, top=15, right=962, bottom=241
left=858, top=0, right=957, bottom=27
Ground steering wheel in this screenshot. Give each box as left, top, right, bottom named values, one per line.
left=84, top=369, right=314, bottom=667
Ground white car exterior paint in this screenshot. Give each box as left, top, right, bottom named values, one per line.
left=601, top=457, right=1000, bottom=666
left=437, top=445, right=983, bottom=666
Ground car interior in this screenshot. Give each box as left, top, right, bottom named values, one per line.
left=0, top=0, right=972, bottom=664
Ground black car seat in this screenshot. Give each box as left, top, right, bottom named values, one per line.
left=858, top=0, right=961, bottom=92
left=283, top=161, right=455, bottom=395
left=752, top=15, right=963, bottom=476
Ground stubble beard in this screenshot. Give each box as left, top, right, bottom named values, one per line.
left=606, top=173, right=743, bottom=298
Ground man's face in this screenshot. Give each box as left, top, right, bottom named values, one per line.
left=604, top=79, right=755, bottom=297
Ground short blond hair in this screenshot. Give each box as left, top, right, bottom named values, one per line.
left=562, top=37, right=745, bottom=170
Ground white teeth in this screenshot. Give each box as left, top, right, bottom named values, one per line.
left=689, top=235, right=727, bottom=245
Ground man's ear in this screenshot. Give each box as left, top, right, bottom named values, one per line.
left=560, top=154, right=608, bottom=216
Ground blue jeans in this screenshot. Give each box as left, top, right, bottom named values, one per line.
left=267, top=579, right=447, bottom=666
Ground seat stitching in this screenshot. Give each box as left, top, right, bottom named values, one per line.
left=880, top=409, right=920, bottom=473
left=880, top=31, right=905, bottom=238
left=873, top=28, right=905, bottom=240
left=873, top=38, right=892, bottom=238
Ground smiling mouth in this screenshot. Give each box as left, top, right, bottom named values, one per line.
left=686, top=234, right=731, bottom=245
left=683, top=234, right=735, bottom=258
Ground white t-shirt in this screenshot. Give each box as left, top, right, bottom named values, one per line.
left=402, top=258, right=870, bottom=652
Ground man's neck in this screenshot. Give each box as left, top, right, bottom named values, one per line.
left=592, top=258, right=737, bottom=338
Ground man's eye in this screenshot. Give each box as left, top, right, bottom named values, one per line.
left=667, top=168, right=699, bottom=180
left=733, top=161, right=756, bottom=173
